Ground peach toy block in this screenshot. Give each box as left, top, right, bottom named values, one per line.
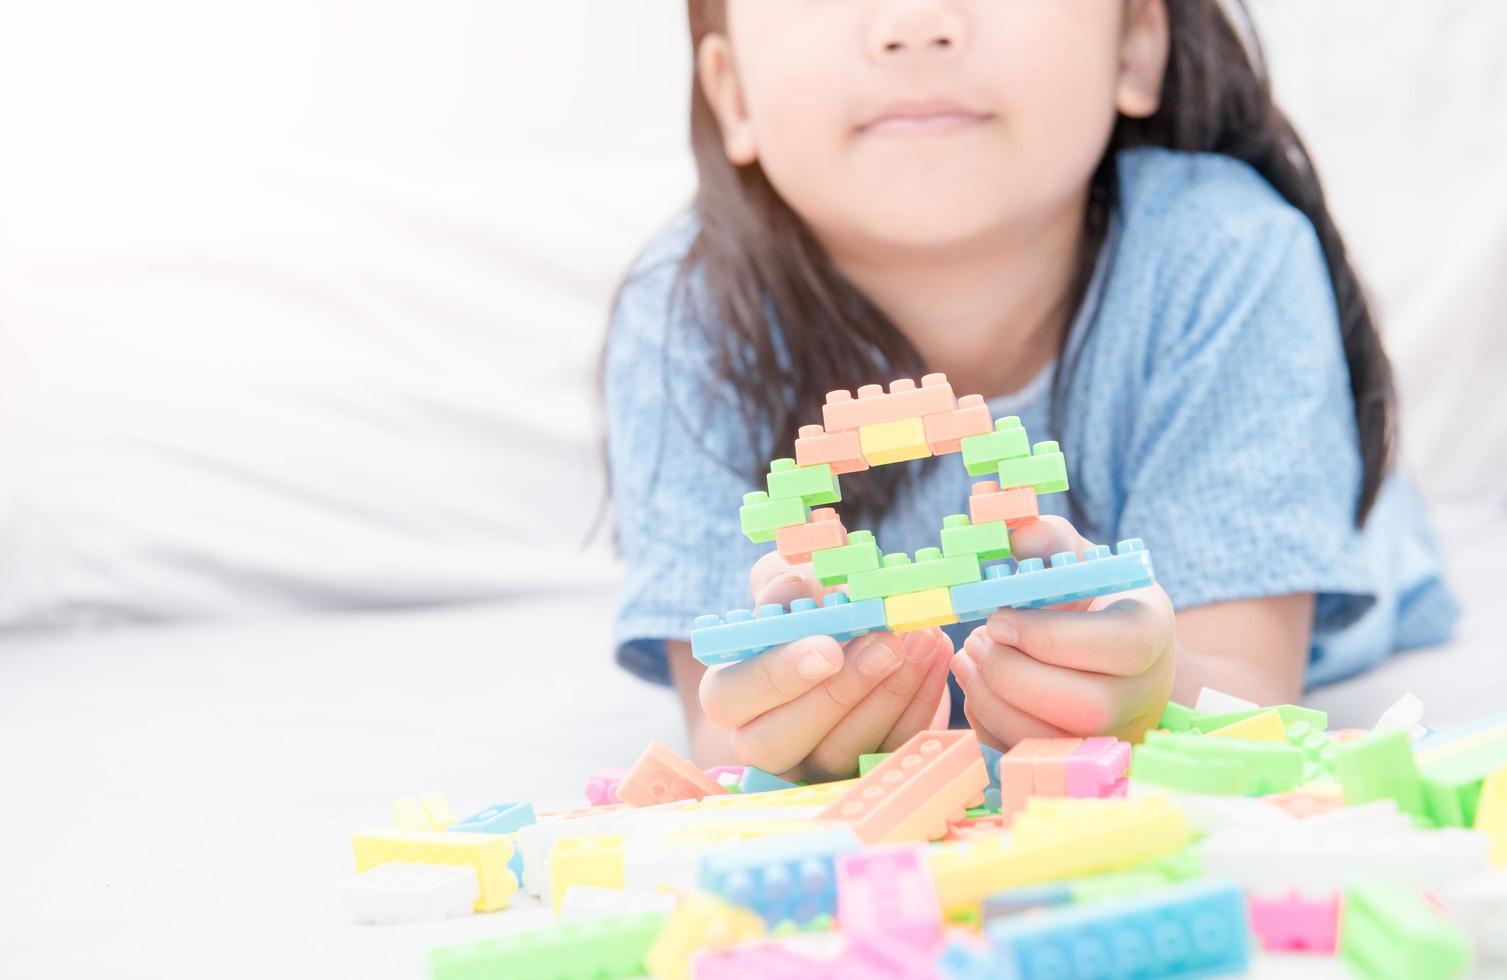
left=1063, top=737, right=1132, bottom=799
left=1248, top=891, right=1341, bottom=953
left=998, top=738, right=1083, bottom=821
left=923, top=394, right=994, bottom=455
left=794, top=424, right=869, bottom=475
left=617, top=740, right=728, bottom=808
left=821, top=373, right=957, bottom=433
left=817, top=729, right=989, bottom=845
left=774, top=508, right=848, bottom=565
left=1263, top=788, right=1347, bottom=820
left=858, top=417, right=931, bottom=466
left=943, top=813, right=1008, bottom=843
left=968, top=481, right=1039, bottom=529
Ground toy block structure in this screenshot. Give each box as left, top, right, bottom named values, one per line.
left=351, top=829, right=517, bottom=912
left=924, top=393, right=993, bottom=454
left=1340, top=881, right=1473, bottom=980
left=645, top=893, right=765, bottom=980
left=697, top=828, right=860, bottom=927
left=818, top=729, right=989, bottom=844
left=821, top=374, right=956, bottom=432
left=549, top=834, right=626, bottom=913
left=618, top=741, right=728, bottom=807
left=426, top=911, right=668, bottom=980
left=1248, top=891, right=1340, bottom=953
left=450, top=800, right=537, bottom=835
left=690, top=593, right=888, bottom=666
left=774, top=507, right=847, bottom=564
left=951, top=540, right=1155, bottom=620
left=967, top=481, right=1039, bottom=529
left=340, top=863, right=479, bottom=925
left=1131, top=729, right=1305, bottom=796
left=835, top=845, right=942, bottom=950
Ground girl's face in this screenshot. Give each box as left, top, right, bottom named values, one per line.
left=699, top=0, right=1169, bottom=253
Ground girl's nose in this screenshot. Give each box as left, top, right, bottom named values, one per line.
left=867, top=0, right=968, bottom=60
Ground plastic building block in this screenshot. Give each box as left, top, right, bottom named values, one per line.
left=847, top=548, right=981, bottom=602
left=739, top=491, right=808, bottom=544
left=766, top=458, right=840, bottom=506
left=951, top=540, right=1155, bottom=622
left=687, top=779, right=858, bottom=812
left=960, top=417, right=1032, bottom=477
left=996, top=440, right=1068, bottom=495
left=519, top=804, right=672, bottom=898
left=1156, top=701, right=1202, bottom=732
left=822, top=374, right=956, bottom=433
left=1064, top=737, right=1131, bottom=799
left=1199, top=825, right=1490, bottom=893
left=450, top=801, right=537, bottom=835
left=584, top=770, right=629, bottom=807
left=1341, top=881, right=1473, bottom=980
left=1131, top=729, right=1304, bottom=796
left=1374, top=693, right=1428, bottom=741
left=691, top=592, right=888, bottom=666
left=427, top=911, right=667, bottom=980
left=945, top=813, right=1009, bottom=842
left=884, top=586, right=958, bottom=633
left=1419, top=721, right=1507, bottom=827
left=774, top=507, right=848, bottom=564
left=983, top=850, right=1203, bottom=920
left=739, top=767, right=800, bottom=794
left=968, top=481, right=1039, bottom=529
left=1193, top=687, right=1261, bottom=715
left=1335, top=729, right=1428, bottom=820
left=794, top=424, right=869, bottom=475
left=618, top=741, right=728, bottom=807
left=810, top=529, right=883, bottom=586
left=1285, top=720, right=1339, bottom=783
left=857, top=416, right=931, bottom=466
left=857, top=753, right=890, bottom=777
left=697, top=828, right=860, bottom=926
left=691, top=941, right=834, bottom=980
left=1207, top=709, right=1287, bottom=742
left=820, top=730, right=988, bottom=844
left=938, top=938, right=1001, bottom=980
left=394, top=797, right=426, bottom=831
left=1443, top=870, right=1507, bottom=966
left=939, top=514, right=1012, bottom=562
left=1187, top=704, right=1328, bottom=734
left=351, top=829, right=516, bottom=912
left=837, top=931, right=943, bottom=979
left=924, top=393, right=994, bottom=455
left=550, top=834, right=626, bottom=913
left=341, top=863, right=479, bottom=924
left=986, top=879, right=1250, bottom=980
left=836, top=845, right=942, bottom=949
left=645, top=892, right=766, bottom=980
left=1263, top=788, right=1346, bottom=820
left=394, top=793, right=453, bottom=831
left=1474, top=766, right=1507, bottom=864
left=1248, top=890, right=1340, bottom=953
left=998, top=738, right=1083, bottom=821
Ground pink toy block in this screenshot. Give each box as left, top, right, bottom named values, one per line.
left=692, top=942, right=831, bottom=980
left=1248, top=891, right=1340, bottom=953
left=583, top=768, right=629, bottom=806
left=1064, top=737, right=1131, bottom=799
left=821, top=374, right=957, bottom=433
left=999, top=737, right=1083, bottom=822
left=616, top=741, right=728, bottom=808
left=836, top=845, right=942, bottom=950
left=922, top=394, right=993, bottom=455
left=775, top=508, right=849, bottom=565
left=818, top=730, right=988, bottom=844
left=968, top=481, right=1039, bottom=529
left=703, top=765, right=745, bottom=782
left=794, top=424, right=869, bottom=475
left=837, top=933, right=941, bottom=980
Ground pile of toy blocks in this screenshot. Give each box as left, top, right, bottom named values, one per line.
left=341, top=689, right=1506, bottom=979
left=690, top=374, right=1157, bottom=666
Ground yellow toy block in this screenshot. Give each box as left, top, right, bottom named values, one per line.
left=927, top=794, right=1189, bottom=917
left=645, top=892, right=765, bottom=980
left=549, top=834, right=626, bottom=913
left=686, top=779, right=858, bottom=811
left=352, top=829, right=514, bottom=912
left=421, top=792, right=455, bottom=830
left=659, top=820, right=827, bottom=847
left=1475, top=766, right=1507, bottom=866
left=858, top=417, right=931, bottom=466
left=394, top=797, right=426, bottom=831
left=884, top=587, right=958, bottom=632
left=1207, top=709, right=1288, bottom=743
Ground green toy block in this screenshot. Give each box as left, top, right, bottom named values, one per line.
left=1286, top=720, right=1338, bottom=783
left=846, top=547, right=982, bottom=602
left=858, top=752, right=890, bottom=777
left=1131, top=730, right=1304, bottom=795
left=739, top=491, right=808, bottom=543
left=997, top=440, right=1069, bottom=494
left=766, top=458, right=841, bottom=506
left=1334, top=729, right=1429, bottom=821
left=770, top=913, right=834, bottom=937
left=939, top=514, right=1012, bottom=561
left=1187, top=704, right=1328, bottom=734
left=1418, top=728, right=1507, bottom=826
left=811, top=529, right=882, bottom=586
left=427, top=911, right=666, bottom=980
left=1157, top=701, right=1203, bottom=732
left=959, top=416, right=1032, bottom=477
left=1340, top=882, right=1472, bottom=980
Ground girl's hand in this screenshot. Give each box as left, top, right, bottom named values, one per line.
left=951, top=516, right=1175, bottom=747
left=699, top=550, right=953, bottom=783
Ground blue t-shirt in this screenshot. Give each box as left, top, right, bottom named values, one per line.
left=604, top=148, right=1458, bottom=691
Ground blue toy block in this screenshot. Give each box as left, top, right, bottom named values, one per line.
left=509, top=844, right=524, bottom=887
left=987, top=879, right=1250, bottom=980
left=698, top=828, right=859, bottom=927
left=981, top=743, right=1003, bottom=793
left=690, top=593, right=888, bottom=666
left=939, top=939, right=1018, bottom=980
left=983, top=884, right=1074, bottom=921
left=740, top=767, right=800, bottom=794
left=451, top=801, right=537, bottom=835
left=951, top=539, right=1155, bottom=622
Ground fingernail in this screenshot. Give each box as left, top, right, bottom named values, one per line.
left=987, top=615, right=1019, bottom=648
left=796, top=645, right=841, bottom=680
left=951, top=652, right=977, bottom=687
left=857, top=636, right=901, bottom=677
left=900, top=629, right=936, bottom=664
left=964, top=628, right=988, bottom=659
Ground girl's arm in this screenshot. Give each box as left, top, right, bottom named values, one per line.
left=1173, top=594, right=1314, bottom=707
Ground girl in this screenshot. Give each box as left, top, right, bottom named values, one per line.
left=604, top=0, right=1456, bottom=779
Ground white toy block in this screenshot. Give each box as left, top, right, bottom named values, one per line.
left=1299, top=799, right=1414, bottom=834
left=559, top=885, right=677, bottom=920
left=1194, top=687, right=1260, bottom=715
left=339, top=863, right=478, bottom=924
left=1200, top=826, right=1491, bottom=894
left=1373, top=693, right=1428, bottom=741
left=1443, top=870, right=1507, bottom=964
left=518, top=802, right=686, bottom=898
left=1127, top=782, right=1296, bottom=835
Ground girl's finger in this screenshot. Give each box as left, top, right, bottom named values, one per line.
left=700, top=634, right=844, bottom=730
left=983, top=586, right=1173, bottom=677
left=952, top=649, right=1075, bottom=745
left=1008, top=514, right=1095, bottom=563
left=748, top=549, right=797, bottom=600
left=878, top=632, right=956, bottom=750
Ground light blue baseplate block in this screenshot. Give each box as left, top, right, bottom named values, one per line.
left=691, top=593, right=888, bottom=666
left=698, top=828, right=859, bottom=927
left=951, top=539, right=1155, bottom=622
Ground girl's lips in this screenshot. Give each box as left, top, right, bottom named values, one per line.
left=858, top=111, right=993, bottom=138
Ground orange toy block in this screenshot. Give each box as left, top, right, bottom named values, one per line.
left=968, top=481, right=1040, bottom=529
left=794, top=425, right=869, bottom=475
left=821, top=374, right=957, bottom=433
left=775, top=508, right=849, bottom=565
left=616, top=741, right=728, bottom=808
left=818, top=730, right=988, bottom=844
left=999, top=738, right=1083, bottom=822
left=923, top=394, right=994, bottom=455
left=944, top=813, right=1009, bottom=842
